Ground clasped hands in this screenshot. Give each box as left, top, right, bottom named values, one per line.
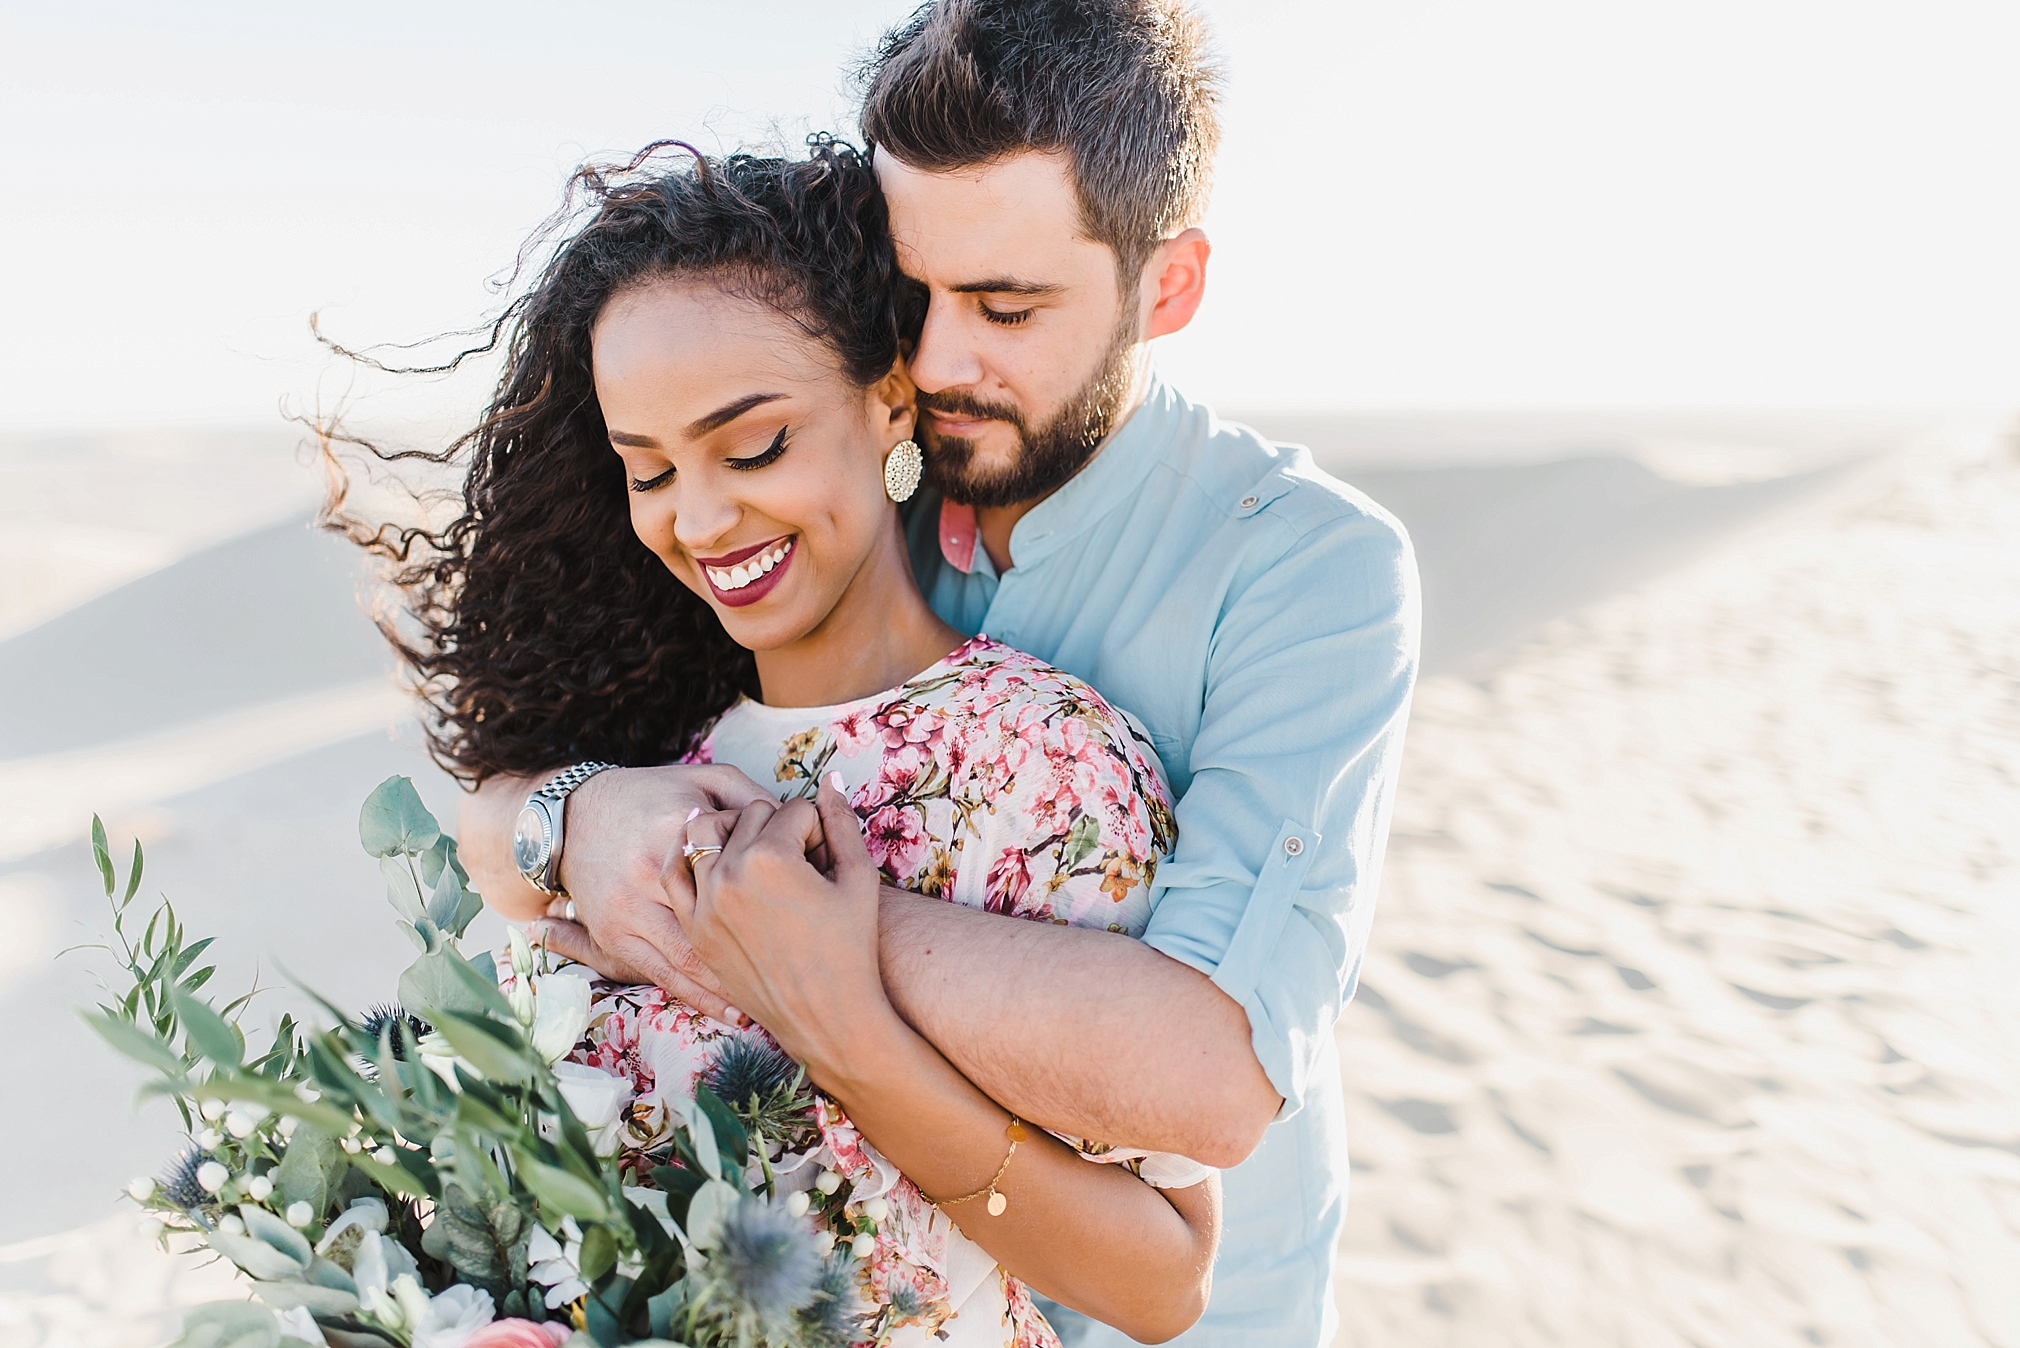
left=533, top=766, right=893, bottom=1082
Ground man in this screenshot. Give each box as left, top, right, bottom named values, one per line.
left=463, top=2, right=1418, bottom=1342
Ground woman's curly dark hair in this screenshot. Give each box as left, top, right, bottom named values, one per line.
left=318, top=136, right=922, bottom=783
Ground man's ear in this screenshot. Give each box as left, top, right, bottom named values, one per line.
left=1141, top=228, right=1211, bottom=340
left=870, top=360, right=919, bottom=443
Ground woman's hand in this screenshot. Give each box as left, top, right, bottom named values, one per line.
left=666, top=781, right=899, bottom=1080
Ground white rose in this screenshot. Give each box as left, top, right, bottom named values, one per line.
left=225, top=1107, right=264, bottom=1139
left=273, top=1305, right=329, bottom=1346
left=196, top=1161, right=229, bottom=1194
left=285, top=1202, right=314, bottom=1227
left=529, top=968, right=595, bottom=1064
left=127, top=1177, right=155, bottom=1202
left=411, top=1282, right=497, bottom=1348
left=552, top=1062, right=635, bottom=1156
left=849, top=1232, right=876, bottom=1260
left=246, top=1175, right=274, bottom=1201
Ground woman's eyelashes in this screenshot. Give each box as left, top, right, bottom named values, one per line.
left=627, top=426, right=788, bottom=491
left=726, top=425, right=790, bottom=471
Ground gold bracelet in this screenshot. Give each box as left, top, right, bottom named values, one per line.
left=934, top=1118, right=1028, bottom=1216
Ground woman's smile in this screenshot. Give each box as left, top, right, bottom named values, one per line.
left=695, top=533, right=796, bottom=608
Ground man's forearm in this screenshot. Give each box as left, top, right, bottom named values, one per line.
left=877, top=890, right=1279, bottom=1168
left=460, top=770, right=551, bottom=921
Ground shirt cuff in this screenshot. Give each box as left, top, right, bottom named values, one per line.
left=1143, top=820, right=1341, bottom=1122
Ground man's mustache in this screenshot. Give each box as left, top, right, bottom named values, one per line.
left=917, top=390, right=1027, bottom=433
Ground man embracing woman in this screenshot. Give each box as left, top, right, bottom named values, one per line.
left=334, top=3, right=1418, bottom=1345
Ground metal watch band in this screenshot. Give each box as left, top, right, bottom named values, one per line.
left=532, top=760, right=620, bottom=805
left=523, top=761, right=619, bottom=896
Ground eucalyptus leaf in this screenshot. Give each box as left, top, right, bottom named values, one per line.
left=358, top=776, right=440, bottom=858
left=275, top=1125, right=345, bottom=1215
left=426, top=861, right=465, bottom=932
left=170, top=989, right=243, bottom=1068
left=399, top=949, right=513, bottom=1024
left=675, top=1093, right=721, bottom=1181
left=91, top=815, right=115, bottom=897
left=419, top=1182, right=523, bottom=1285
left=250, top=1278, right=361, bottom=1316
left=80, top=1009, right=185, bottom=1075
left=379, top=855, right=427, bottom=925
left=683, top=1179, right=740, bottom=1251
left=124, top=836, right=145, bottom=904
left=206, top=1226, right=310, bottom=1281
left=239, top=1204, right=313, bottom=1267
left=577, top=1222, right=618, bottom=1283
left=418, top=832, right=469, bottom=890
left=513, top=1151, right=612, bottom=1222
left=431, top=1011, right=536, bottom=1083
left=165, top=1301, right=289, bottom=1348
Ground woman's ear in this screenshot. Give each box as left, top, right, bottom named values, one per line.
left=868, top=360, right=918, bottom=445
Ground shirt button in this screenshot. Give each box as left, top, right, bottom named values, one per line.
left=1240, top=495, right=1259, bottom=510
left=1284, top=836, right=1304, bottom=856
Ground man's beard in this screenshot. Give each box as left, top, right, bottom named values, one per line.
left=917, top=312, right=1139, bottom=509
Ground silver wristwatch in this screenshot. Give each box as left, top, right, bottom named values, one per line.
left=512, top=762, right=619, bottom=897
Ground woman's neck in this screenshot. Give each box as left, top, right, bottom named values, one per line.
left=753, top=521, right=963, bottom=709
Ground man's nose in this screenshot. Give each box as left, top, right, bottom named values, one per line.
left=908, top=294, right=985, bottom=394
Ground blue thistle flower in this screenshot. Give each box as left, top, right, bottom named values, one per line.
left=157, top=1148, right=214, bottom=1212
left=701, top=1033, right=796, bottom=1107
left=798, top=1253, right=864, bottom=1347
left=705, top=1195, right=824, bottom=1334
left=359, top=1003, right=428, bottom=1060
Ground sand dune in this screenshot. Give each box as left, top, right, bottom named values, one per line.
left=1333, top=433, right=2020, bottom=1346
left=1, top=412, right=2011, bottom=1346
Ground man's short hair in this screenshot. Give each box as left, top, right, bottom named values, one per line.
left=859, top=0, right=1223, bottom=287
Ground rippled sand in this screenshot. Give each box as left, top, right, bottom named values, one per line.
left=1334, top=439, right=2020, bottom=1345
left=4, top=425, right=2014, bottom=1346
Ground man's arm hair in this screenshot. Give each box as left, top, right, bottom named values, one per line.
left=877, top=888, right=1280, bottom=1169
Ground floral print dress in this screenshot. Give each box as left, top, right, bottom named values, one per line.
left=563, top=637, right=1205, bottom=1348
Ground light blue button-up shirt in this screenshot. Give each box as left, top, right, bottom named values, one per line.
left=903, top=376, right=1420, bottom=1346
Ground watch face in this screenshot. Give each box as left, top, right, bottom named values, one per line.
left=512, top=805, right=548, bottom=876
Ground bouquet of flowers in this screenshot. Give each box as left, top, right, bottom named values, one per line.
left=81, top=777, right=862, bottom=1348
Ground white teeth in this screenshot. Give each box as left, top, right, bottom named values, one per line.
left=707, top=539, right=792, bottom=592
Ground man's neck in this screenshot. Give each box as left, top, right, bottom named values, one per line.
left=973, top=358, right=1153, bottom=575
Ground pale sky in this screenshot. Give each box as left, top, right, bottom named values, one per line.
left=1, top=0, right=2015, bottom=431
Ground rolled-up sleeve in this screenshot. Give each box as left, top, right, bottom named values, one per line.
left=1140, top=497, right=1420, bottom=1119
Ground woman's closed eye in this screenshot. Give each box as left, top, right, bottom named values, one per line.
left=628, top=426, right=788, bottom=491
left=726, top=425, right=790, bottom=470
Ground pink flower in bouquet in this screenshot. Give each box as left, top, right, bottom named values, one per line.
left=462, top=1321, right=572, bottom=1348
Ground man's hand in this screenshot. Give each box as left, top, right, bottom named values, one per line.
left=458, top=763, right=773, bottom=1019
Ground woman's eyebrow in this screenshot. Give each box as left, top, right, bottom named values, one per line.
left=686, top=391, right=788, bottom=438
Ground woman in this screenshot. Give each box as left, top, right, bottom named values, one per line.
left=327, top=139, right=1216, bottom=1347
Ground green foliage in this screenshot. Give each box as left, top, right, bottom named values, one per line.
left=77, top=781, right=850, bottom=1348
left=421, top=1183, right=529, bottom=1289
left=357, top=775, right=440, bottom=858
